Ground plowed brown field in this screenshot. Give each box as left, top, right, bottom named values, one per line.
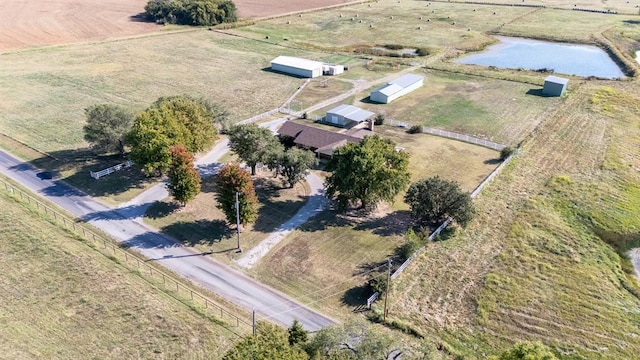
left=0, top=0, right=160, bottom=51
left=1, top=0, right=357, bottom=51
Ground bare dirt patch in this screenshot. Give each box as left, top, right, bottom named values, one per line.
left=0, top=0, right=160, bottom=51
left=234, top=0, right=357, bottom=19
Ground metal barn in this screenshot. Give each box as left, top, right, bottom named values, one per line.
left=370, top=74, right=424, bottom=104
left=325, top=104, right=375, bottom=128
left=542, top=76, right=569, bottom=96
left=270, top=56, right=324, bottom=78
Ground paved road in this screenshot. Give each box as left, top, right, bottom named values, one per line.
left=0, top=149, right=335, bottom=331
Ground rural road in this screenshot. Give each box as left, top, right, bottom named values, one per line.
left=0, top=149, right=335, bottom=331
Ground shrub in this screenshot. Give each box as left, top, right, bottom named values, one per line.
left=500, top=146, right=514, bottom=161
left=399, top=229, right=422, bottom=260
left=367, top=275, right=388, bottom=296
left=383, top=44, right=404, bottom=50
left=416, top=47, right=429, bottom=56
left=407, top=125, right=423, bottom=134
left=374, top=111, right=385, bottom=125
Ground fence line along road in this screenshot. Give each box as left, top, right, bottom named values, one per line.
left=0, top=177, right=253, bottom=337
left=90, top=160, right=133, bottom=179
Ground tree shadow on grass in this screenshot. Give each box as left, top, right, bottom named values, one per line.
left=28, top=148, right=158, bottom=199
left=160, top=219, right=231, bottom=247
left=352, top=210, right=411, bottom=237
left=145, top=201, right=181, bottom=220
left=251, top=177, right=308, bottom=233
left=297, top=210, right=354, bottom=233
left=483, top=158, right=501, bottom=165
left=341, top=284, right=373, bottom=308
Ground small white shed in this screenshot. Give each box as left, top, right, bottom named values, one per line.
left=271, top=56, right=324, bottom=78
left=370, top=74, right=424, bottom=104
left=542, top=76, right=569, bottom=97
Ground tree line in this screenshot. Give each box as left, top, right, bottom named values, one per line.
left=144, top=0, right=237, bottom=26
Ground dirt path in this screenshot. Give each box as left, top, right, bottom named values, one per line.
left=237, top=173, right=326, bottom=268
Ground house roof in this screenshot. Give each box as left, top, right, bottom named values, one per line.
left=277, top=121, right=364, bottom=153
left=326, top=104, right=375, bottom=123
left=544, top=75, right=569, bottom=85
left=271, top=56, right=323, bottom=71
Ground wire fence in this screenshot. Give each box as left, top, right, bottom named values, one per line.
left=0, top=177, right=253, bottom=337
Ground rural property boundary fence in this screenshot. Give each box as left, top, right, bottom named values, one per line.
left=385, top=120, right=505, bottom=151
left=389, top=152, right=516, bottom=281
left=0, top=178, right=253, bottom=336
left=368, top=152, right=517, bottom=308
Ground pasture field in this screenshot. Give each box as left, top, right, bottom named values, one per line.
left=350, top=69, right=564, bottom=145
left=231, top=1, right=531, bottom=53
left=388, top=82, right=640, bottom=358
left=144, top=172, right=310, bottom=263
left=455, top=0, right=640, bottom=14
left=0, top=180, right=236, bottom=359
left=234, top=0, right=358, bottom=18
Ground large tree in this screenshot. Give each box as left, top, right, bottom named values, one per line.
left=215, top=164, right=258, bottom=226
left=324, top=135, right=410, bottom=211
left=83, top=104, right=133, bottom=155
left=404, top=176, right=475, bottom=227
left=307, top=320, right=401, bottom=360
left=280, top=148, right=316, bottom=188
left=167, top=145, right=201, bottom=205
left=127, top=96, right=220, bottom=175
left=228, top=124, right=283, bottom=175
left=223, top=322, right=308, bottom=360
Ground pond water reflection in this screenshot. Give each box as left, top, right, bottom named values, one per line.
left=455, top=36, right=625, bottom=79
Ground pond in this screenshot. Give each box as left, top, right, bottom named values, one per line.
left=455, top=36, right=625, bottom=79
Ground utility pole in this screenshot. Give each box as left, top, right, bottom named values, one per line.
left=383, top=258, right=391, bottom=322
left=235, top=192, right=242, bottom=253
left=252, top=308, right=256, bottom=335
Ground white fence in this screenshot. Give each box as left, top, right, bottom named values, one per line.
left=366, top=292, right=379, bottom=309
left=421, top=127, right=505, bottom=151
left=90, top=160, right=133, bottom=179
left=385, top=120, right=505, bottom=151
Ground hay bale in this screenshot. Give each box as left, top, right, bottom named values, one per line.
left=286, top=20, right=291, bottom=24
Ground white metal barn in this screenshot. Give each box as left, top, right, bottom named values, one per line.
left=270, top=56, right=324, bottom=78
left=542, top=76, right=569, bottom=97
left=326, top=104, right=375, bottom=128
left=370, top=74, right=424, bottom=104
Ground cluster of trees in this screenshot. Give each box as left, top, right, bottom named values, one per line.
left=323, top=135, right=474, bottom=228
left=144, top=0, right=237, bottom=26
left=223, top=320, right=412, bottom=360
left=227, top=124, right=317, bottom=188
left=83, top=95, right=224, bottom=205
left=224, top=320, right=559, bottom=360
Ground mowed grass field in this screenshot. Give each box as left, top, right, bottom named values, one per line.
left=350, top=69, right=563, bottom=145
left=0, top=182, right=236, bottom=359
left=231, top=1, right=533, bottom=53
left=388, top=82, right=640, bottom=358
left=0, top=30, right=314, bottom=153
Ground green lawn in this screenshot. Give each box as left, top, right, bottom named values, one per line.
left=0, top=179, right=237, bottom=359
